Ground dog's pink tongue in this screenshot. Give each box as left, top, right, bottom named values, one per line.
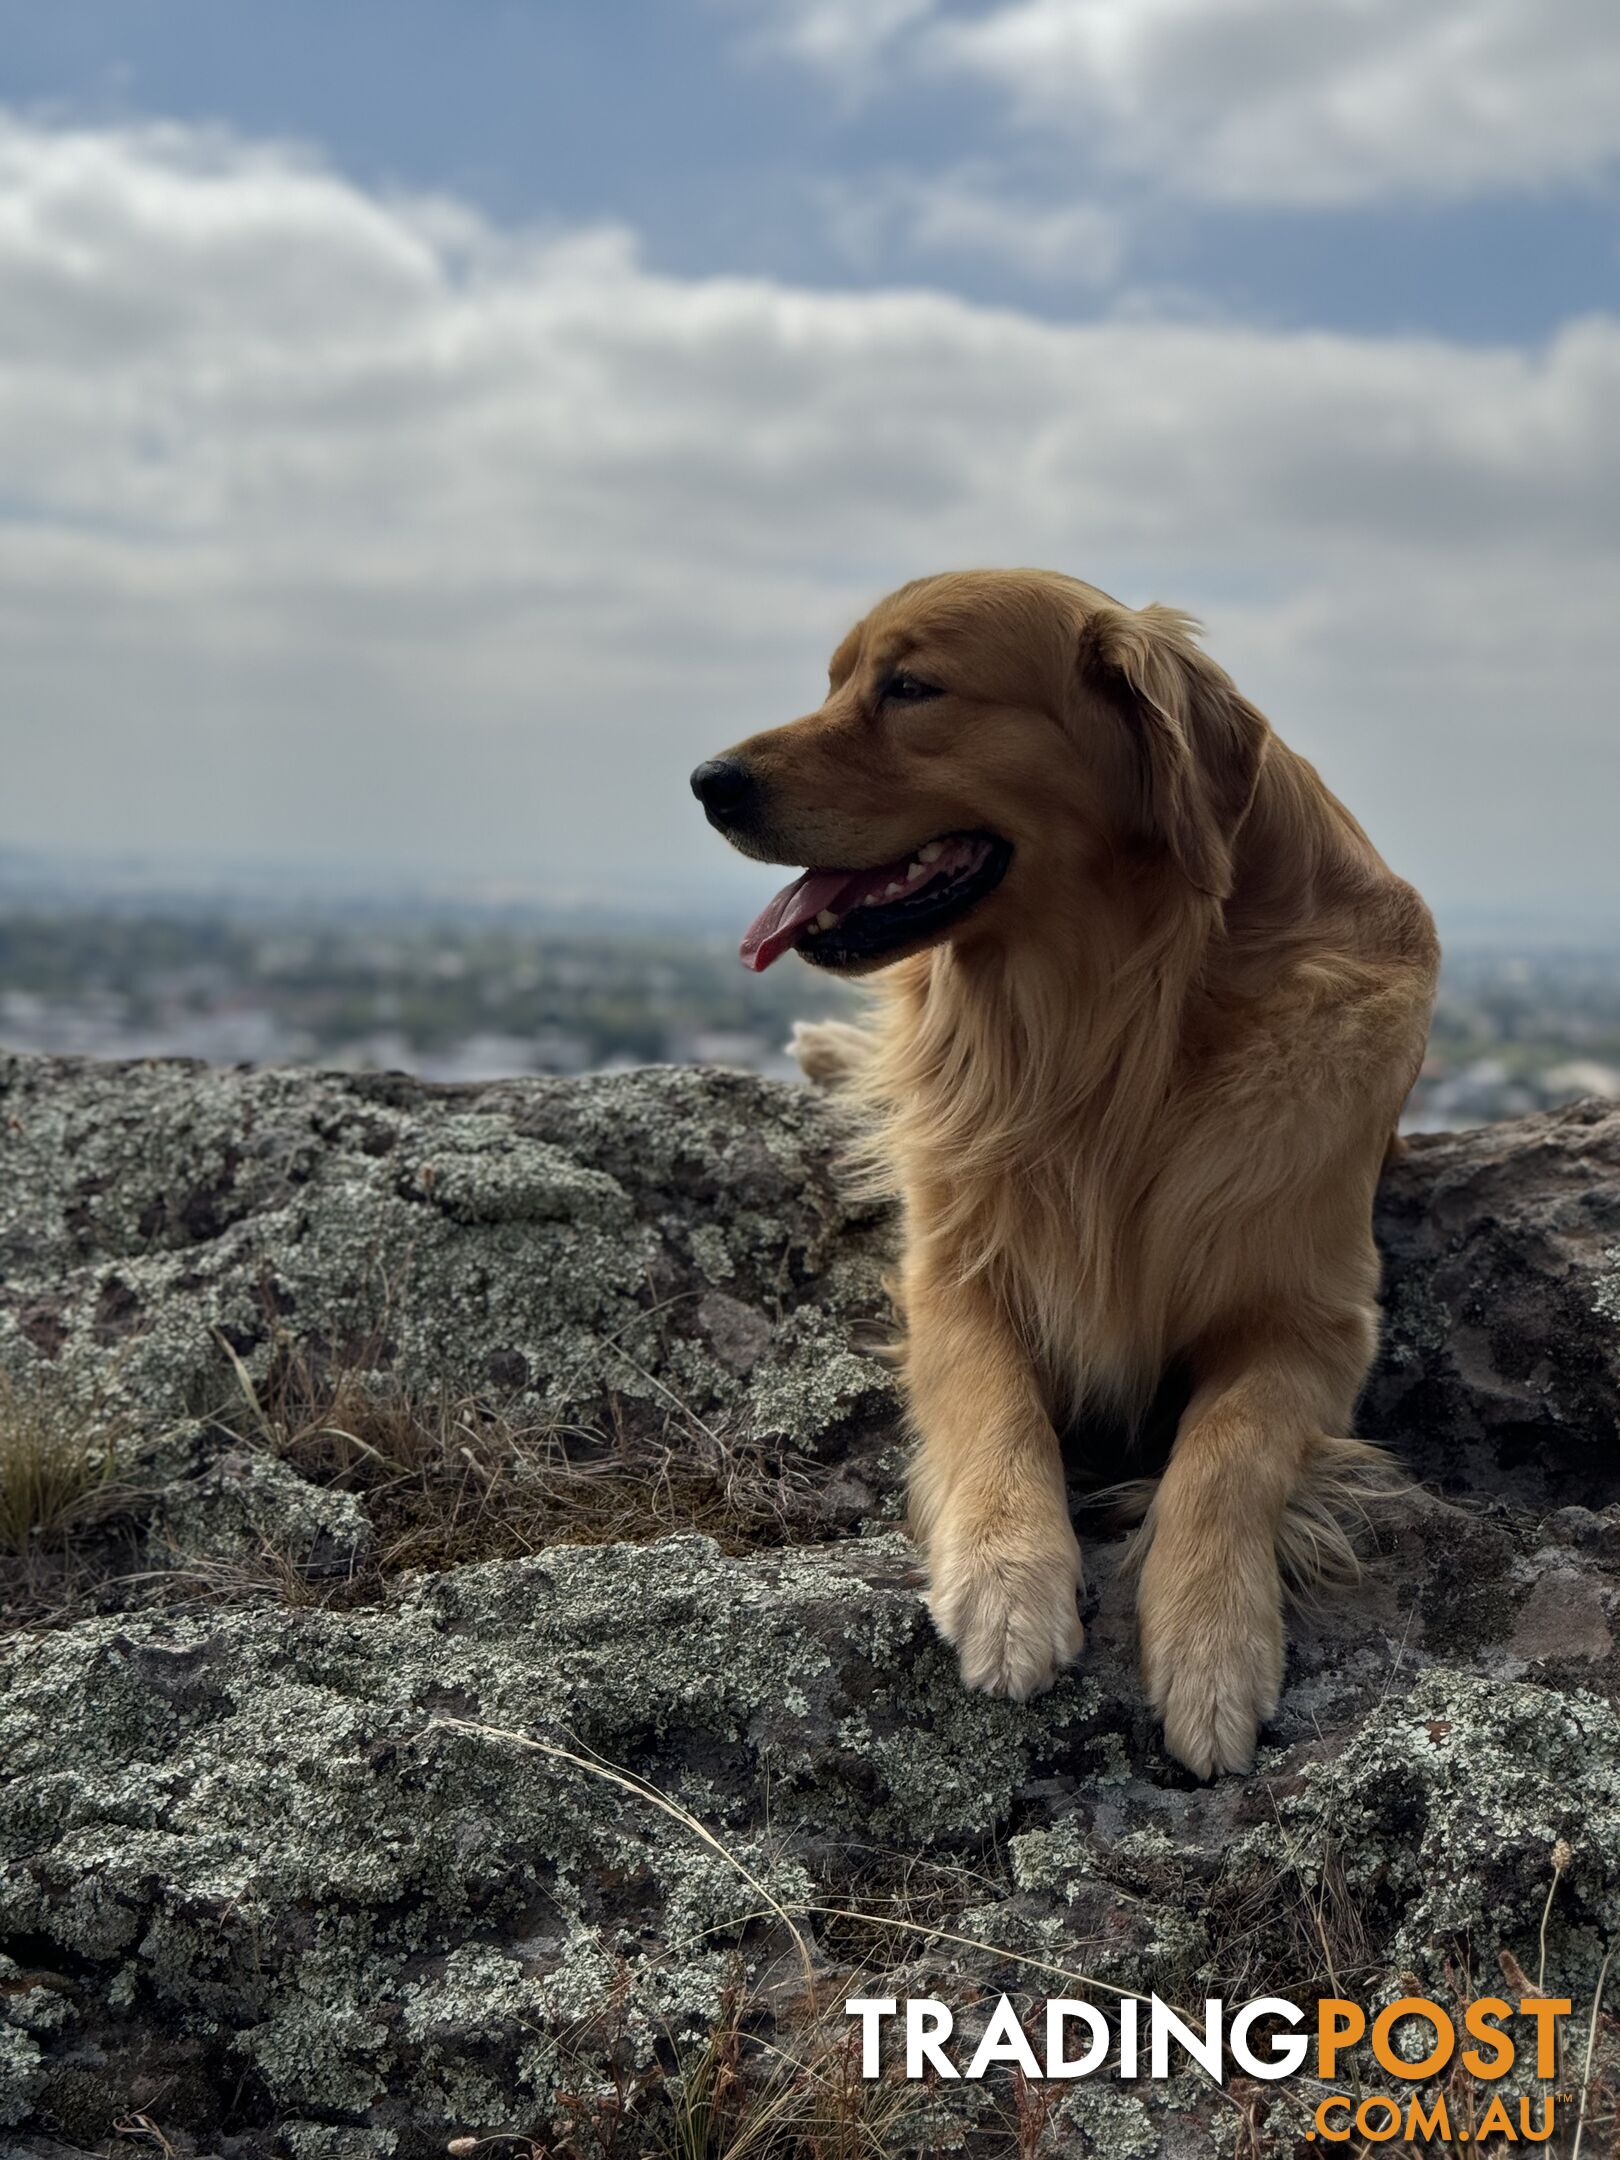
left=740, top=869, right=857, bottom=972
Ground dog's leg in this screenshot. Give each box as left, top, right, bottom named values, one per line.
left=1136, top=1330, right=1364, bottom=1778
left=907, top=1271, right=1084, bottom=1700
left=788, top=1017, right=872, bottom=1090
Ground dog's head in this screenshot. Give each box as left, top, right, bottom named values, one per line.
left=693, top=570, right=1268, bottom=975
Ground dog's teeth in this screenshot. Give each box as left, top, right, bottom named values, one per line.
left=906, top=860, right=927, bottom=881
left=918, top=841, right=943, bottom=863
left=884, top=882, right=904, bottom=897
left=815, top=909, right=838, bottom=930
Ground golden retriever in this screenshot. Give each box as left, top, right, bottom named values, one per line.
left=691, top=570, right=1437, bottom=1777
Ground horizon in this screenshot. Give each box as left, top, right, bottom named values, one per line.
left=6, top=837, right=1620, bottom=952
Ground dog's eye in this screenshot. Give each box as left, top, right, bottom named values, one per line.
left=880, top=672, right=944, bottom=704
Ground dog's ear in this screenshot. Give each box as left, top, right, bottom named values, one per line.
left=1078, top=602, right=1268, bottom=899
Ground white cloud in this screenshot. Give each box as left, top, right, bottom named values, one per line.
left=748, top=0, right=1620, bottom=208
left=725, top=0, right=937, bottom=79
left=825, top=166, right=1123, bottom=284
left=1, top=113, right=1618, bottom=912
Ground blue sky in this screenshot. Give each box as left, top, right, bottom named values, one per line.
left=3, top=0, right=1612, bottom=339
left=1, top=1, right=1618, bottom=915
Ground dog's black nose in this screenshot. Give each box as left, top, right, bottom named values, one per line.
left=690, top=757, right=757, bottom=827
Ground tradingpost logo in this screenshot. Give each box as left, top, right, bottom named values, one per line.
left=846, top=1989, right=1576, bottom=2144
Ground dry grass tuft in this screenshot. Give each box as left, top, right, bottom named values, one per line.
left=1206, top=1827, right=1375, bottom=2010
left=432, top=1960, right=917, bottom=2160
left=659, top=1988, right=917, bottom=2160
left=0, top=1367, right=126, bottom=1553
left=1203, top=1842, right=1620, bottom=2157
left=521, top=1970, right=920, bottom=2160
left=0, top=1367, right=139, bottom=1622
left=145, top=1538, right=346, bottom=1611
left=212, top=1328, right=822, bottom=1593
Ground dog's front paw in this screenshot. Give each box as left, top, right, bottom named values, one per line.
left=927, top=1526, right=1085, bottom=1700
left=1138, top=1545, right=1284, bottom=1778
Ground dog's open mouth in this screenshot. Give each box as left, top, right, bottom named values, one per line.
left=739, top=832, right=1012, bottom=972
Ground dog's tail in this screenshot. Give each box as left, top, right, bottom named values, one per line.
left=1272, top=1434, right=1416, bottom=1597
left=1103, top=1434, right=1445, bottom=1604
left=788, top=1017, right=875, bottom=1091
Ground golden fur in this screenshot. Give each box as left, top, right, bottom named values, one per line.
left=704, top=569, right=1437, bottom=1777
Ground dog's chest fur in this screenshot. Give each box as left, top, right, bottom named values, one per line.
left=970, top=1130, right=1190, bottom=1420
left=868, top=919, right=1410, bottom=1431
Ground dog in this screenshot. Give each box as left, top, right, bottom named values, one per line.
left=691, top=570, right=1437, bottom=1777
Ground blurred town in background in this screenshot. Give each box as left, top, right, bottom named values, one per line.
left=2, top=851, right=1617, bottom=1130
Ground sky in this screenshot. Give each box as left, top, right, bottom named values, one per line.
left=1, top=0, right=1618, bottom=920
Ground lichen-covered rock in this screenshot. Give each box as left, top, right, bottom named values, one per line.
left=149, top=1448, right=373, bottom=1578
left=1366, top=1099, right=1620, bottom=1501
left=2, top=1059, right=1619, bottom=2155
left=0, top=1535, right=1098, bottom=2146
left=0, top=1055, right=900, bottom=1469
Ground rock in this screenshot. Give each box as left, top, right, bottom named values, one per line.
left=1, top=1058, right=1618, bottom=2155
left=149, top=1450, right=374, bottom=1580
left=0, top=1057, right=900, bottom=1471
left=1366, top=1101, right=1620, bottom=1501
